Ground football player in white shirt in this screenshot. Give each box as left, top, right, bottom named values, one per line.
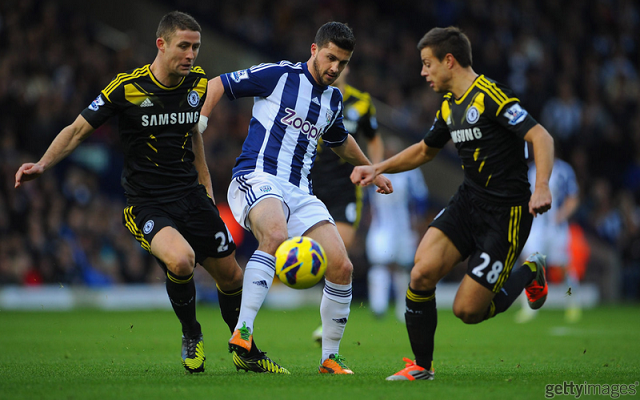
left=366, top=138, right=429, bottom=321
left=516, top=152, right=580, bottom=323
left=199, top=21, right=392, bottom=374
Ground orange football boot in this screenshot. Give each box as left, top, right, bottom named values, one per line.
left=524, top=252, right=548, bottom=310
left=386, top=358, right=434, bottom=381
left=318, top=354, right=354, bottom=374
left=228, top=322, right=253, bottom=356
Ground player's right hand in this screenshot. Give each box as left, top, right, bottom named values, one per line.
left=373, top=174, right=393, bottom=194
left=351, top=165, right=376, bottom=187
left=15, top=163, right=44, bottom=188
left=529, top=184, right=552, bottom=217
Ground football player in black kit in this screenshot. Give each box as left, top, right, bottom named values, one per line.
left=14, top=11, right=287, bottom=375
left=351, top=26, right=555, bottom=381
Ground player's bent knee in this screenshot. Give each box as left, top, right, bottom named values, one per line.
left=453, top=305, right=485, bottom=324
left=410, top=266, right=439, bottom=291
left=336, top=259, right=353, bottom=276
left=259, top=230, right=289, bottom=254
left=327, top=257, right=353, bottom=283
left=164, top=252, right=196, bottom=276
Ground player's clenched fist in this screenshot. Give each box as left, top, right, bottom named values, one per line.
left=351, top=165, right=376, bottom=186
left=351, top=165, right=392, bottom=194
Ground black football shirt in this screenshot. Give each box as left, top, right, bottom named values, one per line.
left=424, top=75, right=538, bottom=204
left=81, top=64, right=208, bottom=205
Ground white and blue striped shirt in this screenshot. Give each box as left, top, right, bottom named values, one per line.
left=221, top=61, right=349, bottom=193
left=528, top=158, right=579, bottom=229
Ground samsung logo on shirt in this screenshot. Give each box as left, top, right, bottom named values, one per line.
left=141, top=111, right=199, bottom=127
left=450, top=127, right=483, bottom=143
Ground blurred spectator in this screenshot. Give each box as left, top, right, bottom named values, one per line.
left=540, top=79, right=583, bottom=152
left=587, top=178, right=624, bottom=245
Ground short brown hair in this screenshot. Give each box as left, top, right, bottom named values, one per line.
left=315, top=22, right=356, bottom=52
left=156, top=11, right=201, bottom=43
left=417, top=27, right=472, bottom=68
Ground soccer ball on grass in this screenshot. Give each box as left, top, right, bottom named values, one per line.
left=275, top=236, right=327, bottom=289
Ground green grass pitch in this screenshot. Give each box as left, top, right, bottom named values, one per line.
left=1, top=304, right=638, bottom=400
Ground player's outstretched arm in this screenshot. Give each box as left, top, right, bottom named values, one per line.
left=351, top=141, right=439, bottom=187
left=15, top=115, right=95, bottom=188
left=198, top=76, right=226, bottom=133
left=556, top=193, right=579, bottom=224
left=524, top=124, right=554, bottom=217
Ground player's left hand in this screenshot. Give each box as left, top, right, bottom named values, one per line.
left=373, top=174, right=393, bottom=194
left=529, top=184, right=552, bottom=217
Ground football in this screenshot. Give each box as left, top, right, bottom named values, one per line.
left=275, top=236, right=327, bottom=289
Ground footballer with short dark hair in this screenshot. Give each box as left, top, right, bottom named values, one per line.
left=352, top=26, right=555, bottom=381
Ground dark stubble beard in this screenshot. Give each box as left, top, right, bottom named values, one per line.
left=313, top=58, right=335, bottom=86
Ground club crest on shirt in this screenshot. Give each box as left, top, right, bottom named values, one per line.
left=187, top=91, right=200, bottom=107
left=466, top=106, right=480, bottom=124
left=259, top=185, right=272, bottom=193
left=88, top=95, right=105, bottom=111
left=143, top=220, right=155, bottom=234
left=326, top=109, right=334, bottom=125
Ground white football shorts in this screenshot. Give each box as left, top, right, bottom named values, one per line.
left=227, top=171, right=335, bottom=237
left=522, top=222, right=570, bottom=266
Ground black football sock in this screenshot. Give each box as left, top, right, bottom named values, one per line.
left=485, top=264, right=536, bottom=319
left=217, top=285, right=260, bottom=356
left=405, top=286, right=437, bottom=370
left=166, top=270, right=201, bottom=337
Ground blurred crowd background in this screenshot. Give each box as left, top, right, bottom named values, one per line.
left=1, top=0, right=639, bottom=301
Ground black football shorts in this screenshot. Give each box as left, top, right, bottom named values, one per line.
left=430, top=187, right=533, bottom=293
left=122, top=185, right=236, bottom=265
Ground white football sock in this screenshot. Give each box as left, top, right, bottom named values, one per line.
left=393, top=269, right=410, bottom=322
left=235, top=250, right=275, bottom=332
left=367, top=265, right=390, bottom=316
left=320, top=280, right=352, bottom=362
